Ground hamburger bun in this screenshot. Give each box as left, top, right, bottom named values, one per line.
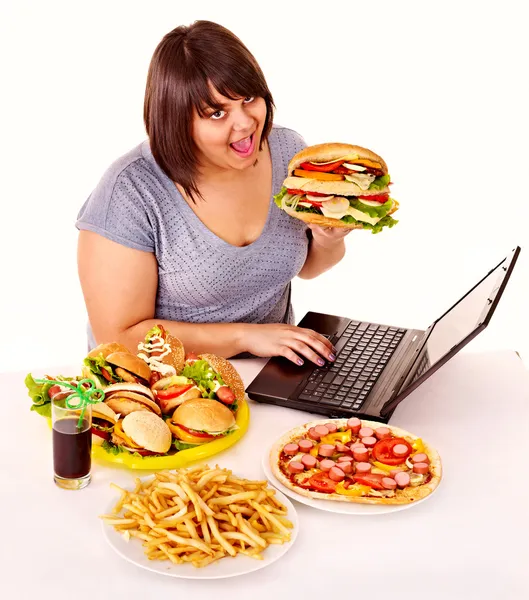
left=162, top=333, right=186, bottom=374
left=121, top=411, right=172, bottom=453
left=106, top=351, right=151, bottom=382
left=87, top=342, right=132, bottom=359
left=288, top=143, right=388, bottom=175
left=172, top=398, right=236, bottom=434
left=104, top=383, right=161, bottom=416
left=197, top=354, right=245, bottom=405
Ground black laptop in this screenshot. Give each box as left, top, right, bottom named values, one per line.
left=246, top=246, right=521, bottom=423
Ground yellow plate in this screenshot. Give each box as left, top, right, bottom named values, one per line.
left=47, top=399, right=250, bottom=471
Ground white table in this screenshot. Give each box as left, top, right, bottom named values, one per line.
left=2, top=350, right=528, bottom=600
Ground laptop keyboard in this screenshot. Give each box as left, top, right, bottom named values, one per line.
left=296, top=321, right=406, bottom=412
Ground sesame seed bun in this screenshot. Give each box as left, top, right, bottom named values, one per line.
left=172, top=398, right=235, bottom=434
left=198, top=354, right=245, bottom=405
left=288, top=143, right=388, bottom=175
left=121, top=411, right=172, bottom=453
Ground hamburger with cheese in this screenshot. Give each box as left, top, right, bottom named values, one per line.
left=274, top=143, right=398, bottom=233
left=167, top=398, right=237, bottom=449
left=109, top=411, right=172, bottom=456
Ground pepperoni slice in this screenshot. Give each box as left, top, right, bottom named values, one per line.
left=314, top=425, right=330, bottom=437
left=328, top=466, right=345, bottom=482
left=347, top=417, right=362, bottom=433
left=318, top=444, right=335, bottom=457
left=361, top=436, right=377, bottom=448
left=355, top=462, right=371, bottom=474
left=352, top=447, right=369, bottom=462
left=390, top=468, right=405, bottom=478
left=350, top=442, right=365, bottom=450
left=375, top=427, right=391, bottom=440
left=413, top=462, right=429, bottom=475
left=359, top=427, right=374, bottom=438
left=319, top=459, right=336, bottom=472
left=382, top=477, right=397, bottom=490
left=394, top=471, right=410, bottom=488
left=338, top=455, right=353, bottom=463
left=325, top=423, right=338, bottom=433
left=301, top=454, right=317, bottom=469
left=392, top=444, right=409, bottom=457
left=371, top=437, right=413, bottom=465
left=340, top=461, right=353, bottom=474
left=335, top=442, right=350, bottom=453
left=308, top=428, right=321, bottom=441
left=283, top=443, right=299, bottom=455
left=299, top=439, right=314, bottom=452
left=411, top=453, right=430, bottom=464
left=288, top=461, right=304, bottom=474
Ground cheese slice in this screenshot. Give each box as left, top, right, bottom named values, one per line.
left=346, top=206, right=382, bottom=225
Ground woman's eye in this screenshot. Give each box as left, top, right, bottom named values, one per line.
left=210, top=110, right=226, bottom=120
left=243, top=96, right=255, bottom=104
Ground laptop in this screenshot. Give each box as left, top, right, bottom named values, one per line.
left=246, top=246, right=521, bottom=423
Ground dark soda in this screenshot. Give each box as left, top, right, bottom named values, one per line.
left=52, top=417, right=92, bottom=479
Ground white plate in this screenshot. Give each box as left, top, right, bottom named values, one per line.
left=262, top=448, right=439, bottom=516
left=101, top=483, right=299, bottom=579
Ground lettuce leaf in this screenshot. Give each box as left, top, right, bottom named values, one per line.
left=341, top=214, right=398, bottom=234
left=174, top=440, right=201, bottom=452
left=144, top=324, right=163, bottom=342
left=349, top=198, right=393, bottom=218
left=369, top=174, right=390, bottom=190
left=83, top=356, right=123, bottom=383
left=101, top=440, right=123, bottom=455
left=182, top=360, right=225, bottom=395
left=273, top=187, right=289, bottom=208
left=24, top=373, right=78, bottom=418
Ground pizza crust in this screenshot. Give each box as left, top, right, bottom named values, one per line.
left=270, top=419, right=442, bottom=505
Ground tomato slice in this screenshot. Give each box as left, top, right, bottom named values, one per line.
left=357, top=194, right=389, bottom=203
left=352, top=472, right=386, bottom=490
left=307, top=472, right=337, bottom=493
left=91, top=427, right=110, bottom=441
left=177, top=424, right=218, bottom=439
left=371, top=438, right=413, bottom=465
left=300, top=160, right=345, bottom=173
left=101, top=368, right=114, bottom=382
left=286, top=189, right=329, bottom=197
left=156, top=384, right=193, bottom=400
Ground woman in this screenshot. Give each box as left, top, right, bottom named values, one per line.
left=76, top=20, right=350, bottom=367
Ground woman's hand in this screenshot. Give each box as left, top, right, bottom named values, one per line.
left=307, top=224, right=353, bottom=249
left=241, top=323, right=336, bottom=366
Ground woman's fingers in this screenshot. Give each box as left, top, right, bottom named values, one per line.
left=298, top=328, right=336, bottom=360
left=287, top=339, right=328, bottom=366
left=278, top=345, right=305, bottom=366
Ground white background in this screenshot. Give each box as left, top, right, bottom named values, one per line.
left=1, top=0, right=528, bottom=373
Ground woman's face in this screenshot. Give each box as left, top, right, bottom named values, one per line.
left=192, top=86, right=267, bottom=174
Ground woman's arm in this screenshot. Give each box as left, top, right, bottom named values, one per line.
left=77, top=231, right=335, bottom=364
left=297, top=225, right=351, bottom=280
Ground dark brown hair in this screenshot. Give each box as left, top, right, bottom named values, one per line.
left=144, top=20, right=275, bottom=202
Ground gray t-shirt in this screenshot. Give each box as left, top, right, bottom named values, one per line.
left=76, top=125, right=309, bottom=351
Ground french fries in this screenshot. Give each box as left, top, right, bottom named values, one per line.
left=99, top=465, right=294, bottom=568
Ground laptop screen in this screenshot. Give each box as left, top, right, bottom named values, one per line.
left=397, top=247, right=519, bottom=394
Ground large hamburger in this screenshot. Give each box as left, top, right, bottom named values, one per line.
left=103, top=382, right=161, bottom=416
left=110, top=411, right=172, bottom=456
left=167, top=398, right=237, bottom=448
left=90, top=402, right=118, bottom=445
left=274, top=143, right=399, bottom=233
left=83, top=343, right=152, bottom=388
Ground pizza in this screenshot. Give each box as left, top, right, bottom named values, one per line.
left=270, top=417, right=442, bottom=505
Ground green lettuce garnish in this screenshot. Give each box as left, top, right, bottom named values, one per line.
left=369, top=174, right=390, bottom=190
left=349, top=198, right=393, bottom=218
left=24, top=373, right=78, bottom=419
left=174, top=440, right=201, bottom=452
left=181, top=360, right=238, bottom=410
left=83, top=355, right=123, bottom=384
left=273, top=187, right=289, bottom=208
left=341, top=214, right=398, bottom=234
left=144, top=325, right=163, bottom=341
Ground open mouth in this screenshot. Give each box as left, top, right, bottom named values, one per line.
left=229, top=133, right=256, bottom=158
